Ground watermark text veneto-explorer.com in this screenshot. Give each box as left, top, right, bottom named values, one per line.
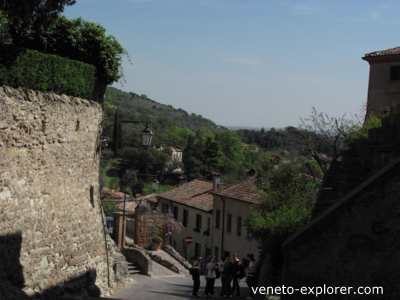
left=251, top=285, right=383, bottom=297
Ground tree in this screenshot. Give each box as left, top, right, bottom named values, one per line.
left=300, top=107, right=363, bottom=175
left=21, top=16, right=125, bottom=85
left=163, top=126, right=192, bottom=148
left=120, top=147, right=169, bottom=181
left=216, top=131, right=245, bottom=176
left=183, top=134, right=204, bottom=179
left=0, top=10, right=10, bottom=44
left=0, top=0, right=76, bottom=43
left=203, top=136, right=223, bottom=174
left=247, top=155, right=321, bottom=237
left=246, top=155, right=320, bottom=285
left=0, top=4, right=125, bottom=86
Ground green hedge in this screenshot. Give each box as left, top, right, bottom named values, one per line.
left=0, top=47, right=97, bottom=99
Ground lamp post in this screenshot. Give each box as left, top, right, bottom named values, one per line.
left=112, top=109, right=153, bottom=156
left=142, top=124, right=153, bottom=148
left=111, top=109, right=154, bottom=249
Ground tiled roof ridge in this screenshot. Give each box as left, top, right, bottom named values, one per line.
left=159, top=189, right=214, bottom=202
left=364, top=46, right=400, bottom=58
left=190, top=189, right=214, bottom=199
left=157, top=179, right=213, bottom=201
left=212, top=176, right=261, bottom=204
left=216, top=176, right=257, bottom=192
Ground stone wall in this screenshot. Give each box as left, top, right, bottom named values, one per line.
left=282, top=112, right=400, bottom=299
left=0, top=87, right=115, bottom=298
left=312, top=111, right=400, bottom=216
left=282, top=162, right=400, bottom=299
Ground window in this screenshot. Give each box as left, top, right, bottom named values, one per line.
left=215, top=209, right=221, bottom=229
left=161, top=203, right=169, bottom=214
left=246, top=227, right=253, bottom=240
left=195, top=214, right=202, bottom=232
left=227, top=213, right=232, bottom=233
left=195, top=242, right=201, bottom=258
left=204, top=217, right=211, bottom=236
left=173, top=206, right=178, bottom=220
left=183, top=209, right=188, bottom=227
left=391, top=65, right=400, bottom=80
left=205, top=247, right=212, bottom=257
left=237, top=216, right=242, bottom=236
left=214, top=246, right=219, bottom=259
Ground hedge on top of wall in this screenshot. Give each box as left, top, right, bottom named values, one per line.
left=0, top=46, right=97, bottom=100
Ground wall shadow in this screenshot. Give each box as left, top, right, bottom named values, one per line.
left=0, top=232, right=105, bottom=300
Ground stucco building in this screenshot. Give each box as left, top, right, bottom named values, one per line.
left=212, top=177, right=261, bottom=259
left=363, top=47, right=400, bottom=117
left=157, top=180, right=214, bottom=259
left=157, top=177, right=261, bottom=260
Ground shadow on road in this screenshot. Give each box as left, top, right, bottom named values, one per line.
left=150, top=286, right=252, bottom=300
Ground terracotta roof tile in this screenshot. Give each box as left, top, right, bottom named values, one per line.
left=158, top=179, right=214, bottom=211
left=188, top=193, right=214, bottom=211
left=364, top=47, right=400, bottom=58
left=214, top=177, right=261, bottom=204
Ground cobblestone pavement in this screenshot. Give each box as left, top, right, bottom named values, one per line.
left=112, top=275, right=255, bottom=300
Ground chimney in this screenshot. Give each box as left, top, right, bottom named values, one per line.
left=212, top=172, right=221, bottom=192
left=247, top=169, right=256, bottom=177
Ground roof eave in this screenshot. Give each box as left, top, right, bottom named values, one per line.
left=157, top=195, right=213, bottom=213
left=213, top=192, right=262, bottom=205
left=362, top=54, right=400, bottom=63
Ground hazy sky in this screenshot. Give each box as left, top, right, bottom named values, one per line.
left=66, top=0, right=400, bottom=127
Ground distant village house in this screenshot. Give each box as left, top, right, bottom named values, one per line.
left=157, top=177, right=261, bottom=260
left=363, top=47, right=400, bottom=117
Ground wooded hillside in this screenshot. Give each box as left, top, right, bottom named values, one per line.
left=103, top=87, right=222, bottom=148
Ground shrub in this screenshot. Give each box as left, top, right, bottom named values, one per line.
left=0, top=46, right=96, bottom=98
left=102, top=199, right=117, bottom=217
left=345, top=114, right=382, bottom=143
left=0, top=11, right=11, bottom=44
left=17, top=16, right=124, bottom=86
left=0, top=7, right=124, bottom=91
left=247, top=157, right=320, bottom=237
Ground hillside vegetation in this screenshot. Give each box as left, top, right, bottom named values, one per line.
left=103, top=87, right=222, bottom=148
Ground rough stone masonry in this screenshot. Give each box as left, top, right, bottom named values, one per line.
left=0, top=86, right=116, bottom=298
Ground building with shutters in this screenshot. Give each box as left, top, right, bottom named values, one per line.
left=157, top=177, right=261, bottom=260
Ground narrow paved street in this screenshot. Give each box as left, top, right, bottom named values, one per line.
left=113, top=275, right=253, bottom=300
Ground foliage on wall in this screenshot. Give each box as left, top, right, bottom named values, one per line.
left=0, top=46, right=96, bottom=98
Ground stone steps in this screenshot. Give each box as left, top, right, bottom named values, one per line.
left=127, top=262, right=141, bottom=275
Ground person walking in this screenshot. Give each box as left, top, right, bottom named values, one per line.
left=190, top=259, right=201, bottom=297
left=204, top=257, right=217, bottom=298
left=220, top=255, right=234, bottom=298
left=246, top=254, right=257, bottom=299
left=231, top=256, right=243, bottom=297
left=217, top=258, right=224, bottom=296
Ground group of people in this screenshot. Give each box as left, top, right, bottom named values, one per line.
left=190, top=253, right=257, bottom=299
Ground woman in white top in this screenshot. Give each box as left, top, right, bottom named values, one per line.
left=204, top=257, right=217, bottom=297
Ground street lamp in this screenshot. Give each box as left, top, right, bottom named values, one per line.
left=112, top=109, right=154, bottom=155
left=110, top=110, right=156, bottom=249
left=142, top=124, right=153, bottom=147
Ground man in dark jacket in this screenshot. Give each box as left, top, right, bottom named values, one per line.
left=246, top=254, right=257, bottom=299
left=232, top=256, right=244, bottom=296
left=190, top=259, right=201, bottom=297
left=220, top=255, right=234, bottom=298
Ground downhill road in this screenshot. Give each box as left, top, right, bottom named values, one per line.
left=113, top=274, right=255, bottom=300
